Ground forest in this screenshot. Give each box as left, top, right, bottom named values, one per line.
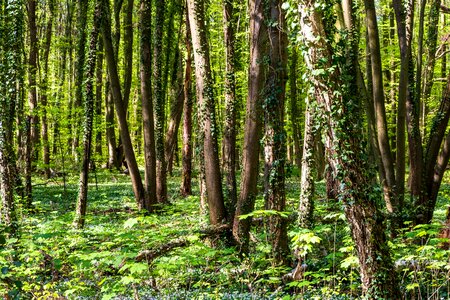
left=1, top=0, right=450, bottom=298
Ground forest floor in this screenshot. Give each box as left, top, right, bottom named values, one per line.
left=1, top=167, right=450, bottom=299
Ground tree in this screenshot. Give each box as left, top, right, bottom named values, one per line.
left=298, top=0, right=401, bottom=295
left=101, top=0, right=148, bottom=210
left=73, top=0, right=101, bottom=228
left=154, top=0, right=168, bottom=204
left=187, top=0, right=226, bottom=225
left=222, top=0, right=238, bottom=217
left=232, top=0, right=268, bottom=251
left=263, top=0, right=289, bottom=264
left=140, top=0, right=158, bottom=210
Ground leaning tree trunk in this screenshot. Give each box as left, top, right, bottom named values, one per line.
left=263, top=0, right=289, bottom=265
left=298, top=0, right=401, bottom=296
left=140, top=0, right=158, bottom=210
left=232, top=0, right=268, bottom=252
left=73, top=1, right=101, bottom=228
left=187, top=0, right=226, bottom=225
left=101, top=0, right=148, bottom=210
left=181, top=12, right=193, bottom=197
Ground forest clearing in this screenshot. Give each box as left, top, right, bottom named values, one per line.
left=1, top=0, right=450, bottom=298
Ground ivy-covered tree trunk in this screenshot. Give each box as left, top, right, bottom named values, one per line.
left=72, top=0, right=89, bottom=160
left=101, top=0, right=147, bottom=210
left=181, top=13, right=193, bottom=197
left=289, top=48, right=302, bottom=171
left=73, top=1, right=101, bottom=228
left=187, top=0, right=226, bottom=225
left=95, top=36, right=104, bottom=156
left=263, top=0, right=289, bottom=264
left=0, top=0, right=22, bottom=228
left=232, top=0, right=267, bottom=251
left=140, top=0, right=158, bottom=210
left=222, top=0, right=238, bottom=219
left=40, top=0, right=54, bottom=179
left=154, top=0, right=168, bottom=204
left=298, top=0, right=401, bottom=296
left=298, top=101, right=315, bottom=228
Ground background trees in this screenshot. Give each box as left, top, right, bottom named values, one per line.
left=2, top=0, right=450, bottom=297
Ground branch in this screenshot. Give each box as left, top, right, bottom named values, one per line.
left=135, top=239, right=189, bottom=263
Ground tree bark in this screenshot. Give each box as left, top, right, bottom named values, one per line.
left=40, top=0, right=54, bottom=179
left=263, top=0, right=289, bottom=265
left=222, top=0, right=238, bottom=219
left=289, top=48, right=302, bottom=171
left=154, top=0, right=168, bottom=204
left=181, top=12, right=193, bottom=197
left=140, top=0, right=158, bottom=211
left=187, top=0, right=227, bottom=225
left=95, top=36, right=104, bottom=156
left=232, top=0, right=267, bottom=252
left=122, top=0, right=134, bottom=111
left=73, top=1, right=101, bottom=228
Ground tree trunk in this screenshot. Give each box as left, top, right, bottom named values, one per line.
left=73, top=0, right=89, bottom=160
left=232, top=0, right=268, bottom=251
left=181, top=12, right=193, bottom=197
left=222, top=0, right=238, bottom=219
left=298, top=101, right=315, bottom=228
left=298, top=0, right=401, bottom=295
left=122, top=0, right=134, bottom=111
left=105, top=81, right=118, bottom=169
left=73, top=1, right=101, bottom=228
left=101, top=0, right=147, bottom=210
left=263, top=0, right=289, bottom=265
left=40, top=0, right=54, bottom=179
left=95, top=36, right=104, bottom=156
left=187, top=0, right=226, bottom=225
left=289, top=48, right=302, bottom=171
left=154, top=0, right=168, bottom=204
left=364, top=0, right=397, bottom=213
left=165, top=50, right=184, bottom=177
left=140, top=0, right=158, bottom=211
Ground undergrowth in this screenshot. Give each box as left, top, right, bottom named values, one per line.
left=0, top=168, right=449, bottom=299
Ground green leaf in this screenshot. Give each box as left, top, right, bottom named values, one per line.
left=123, top=218, right=139, bottom=229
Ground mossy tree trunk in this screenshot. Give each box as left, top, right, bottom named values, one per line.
left=73, top=0, right=101, bottom=228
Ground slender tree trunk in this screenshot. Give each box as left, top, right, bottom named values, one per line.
left=123, top=0, right=134, bottom=111
left=289, top=48, right=302, bottom=171
left=73, top=0, right=89, bottom=160
left=364, top=0, right=397, bottom=213
left=165, top=50, right=184, bottom=177
left=222, top=0, right=238, bottom=219
left=95, top=36, right=104, bottom=156
left=73, top=1, right=101, bottom=228
left=232, top=0, right=267, bottom=251
left=298, top=0, right=401, bottom=295
left=41, top=0, right=54, bottom=179
left=101, top=0, right=147, bottom=210
left=181, top=12, right=193, bottom=197
left=298, top=101, right=315, bottom=228
left=140, top=0, right=158, bottom=210
left=187, top=0, right=226, bottom=225
left=154, top=0, right=168, bottom=203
